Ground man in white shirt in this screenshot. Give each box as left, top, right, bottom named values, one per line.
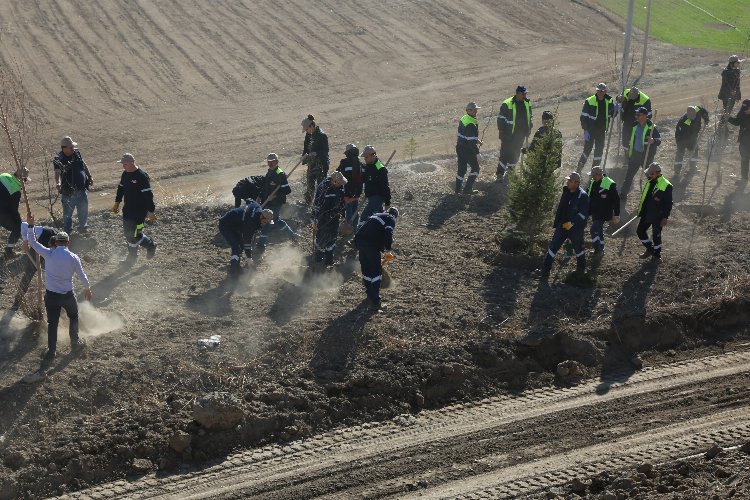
left=26, top=215, right=92, bottom=360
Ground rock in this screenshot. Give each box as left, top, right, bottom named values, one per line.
left=705, top=444, right=723, bottom=460
left=636, top=462, right=653, bottom=475
left=132, top=458, right=153, bottom=473
left=556, top=360, right=584, bottom=378
left=168, top=432, right=192, bottom=453
left=613, top=477, right=635, bottom=490
left=2, top=450, right=27, bottom=469
left=193, top=392, right=245, bottom=430
left=571, top=477, right=590, bottom=494
left=739, top=441, right=750, bottom=454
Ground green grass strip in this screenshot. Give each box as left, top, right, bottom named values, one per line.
left=596, top=0, right=750, bottom=52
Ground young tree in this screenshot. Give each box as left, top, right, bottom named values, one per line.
left=505, top=114, right=562, bottom=249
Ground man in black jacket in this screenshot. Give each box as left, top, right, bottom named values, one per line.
left=231, top=175, right=264, bottom=208
left=728, top=99, right=750, bottom=181
left=218, top=200, right=274, bottom=275
left=312, top=172, right=346, bottom=266
left=359, top=145, right=391, bottom=225
left=337, top=144, right=364, bottom=229
left=0, top=168, right=28, bottom=259
left=258, top=153, right=297, bottom=248
left=578, top=83, right=616, bottom=171
left=455, top=101, right=482, bottom=194
left=586, top=166, right=620, bottom=257
left=112, top=153, right=157, bottom=264
left=674, top=106, right=709, bottom=174
left=637, top=162, right=673, bottom=259
left=53, top=136, right=93, bottom=234
left=354, top=207, right=398, bottom=310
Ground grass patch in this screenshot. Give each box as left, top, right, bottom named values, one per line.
left=596, top=0, right=750, bottom=52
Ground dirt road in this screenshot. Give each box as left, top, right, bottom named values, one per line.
left=58, top=348, right=750, bottom=499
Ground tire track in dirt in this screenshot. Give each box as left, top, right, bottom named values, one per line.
left=62, top=349, right=750, bottom=499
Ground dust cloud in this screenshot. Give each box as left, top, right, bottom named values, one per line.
left=0, top=311, right=33, bottom=339
left=78, top=302, right=124, bottom=337
left=243, top=245, right=306, bottom=295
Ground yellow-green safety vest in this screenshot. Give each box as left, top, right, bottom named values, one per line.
left=502, top=97, right=531, bottom=134
left=638, top=175, right=672, bottom=215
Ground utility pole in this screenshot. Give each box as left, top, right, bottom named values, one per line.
left=620, top=0, right=635, bottom=91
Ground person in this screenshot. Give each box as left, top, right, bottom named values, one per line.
left=586, top=166, right=620, bottom=257
left=523, top=110, right=563, bottom=170
left=728, top=99, right=750, bottom=181
left=112, top=153, right=157, bottom=263
left=618, top=86, right=652, bottom=150
left=231, top=175, right=264, bottom=208
left=455, top=102, right=482, bottom=194
left=26, top=214, right=92, bottom=360
left=674, top=105, right=709, bottom=174
left=636, top=162, right=672, bottom=259
left=534, top=172, right=589, bottom=278
left=719, top=55, right=742, bottom=120
left=257, top=153, right=297, bottom=249
left=354, top=207, right=398, bottom=310
left=359, top=145, right=391, bottom=223
left=337, top=144, right=365, bottom=230
left=0, top=168, right=28, bottom=259
left=312, top=171, right=347, bottom=266
left=578, top=83, right=617, bottom=171
left=496, top=85, right=532, bottom=181
left=218, top=200, right=274, bottom=275
left=302, top=114, right=330, bottom=204
left=53, top=136, right=93, bottom=234
left=623, top=106, right=661, bottom=195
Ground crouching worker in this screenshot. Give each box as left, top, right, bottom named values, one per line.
left=354, top=207, right=398, bottom=311
left=313, top=171, right=346, bottom=267
left=219, top=200, right=274, bottom=275
left=26, top=215, right=92, bottom=361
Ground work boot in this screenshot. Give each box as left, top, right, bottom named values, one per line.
left=651, top=252, right=661, bottom=260
left=639, top=248, right=653, bottom=259
left=146, top=243, right=157, bottom=259
left=71, top=338, right=86, bottom=352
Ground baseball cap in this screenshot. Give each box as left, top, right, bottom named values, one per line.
left=344, top=143, right=357, bottom=154
left=330, top=171, right=347, bottom=185
left=566, top=172, right=581, bottom=182
left=54, top=231, right=70, bottom=243
left=266, top=153, right=278, bottom=162
left=466, top=101, right=480, bottom=110
left=589, top=165, right=603, bottom=176
left=516, top=85, right=527, bottom=94
left=360, top=145, right=376, bottom=157
left=729, top=55, right=739, bottom=63
left=60, top=136, right=77, bottom=148
left=635, top=106, right=649, bottom=115
left=388, top=206, right=399, bottom=219
left=117, top=153, right=135, bottom=164
left=595, top=83, right=607, bottom=92
left=542, top=110, right=553, bottom=121
left=644, top=162, right=661, bottom=175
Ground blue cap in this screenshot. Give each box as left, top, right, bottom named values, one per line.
left=516, top=85, right=527, bottom=94
left=635, top=106, right=649, bottom=115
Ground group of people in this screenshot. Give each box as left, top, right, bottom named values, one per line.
left=221, top=119, right=397, bottom=310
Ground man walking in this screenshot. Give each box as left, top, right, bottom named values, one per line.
left=218, top=200, right=274, bottom=275
left=533, top=172, right=589, bottom=278
left=257, top=153, right=297, bottom=249
left=455, top=102, right=482, bottom=194
left=337, top=144, right=365, bottom=230
left=0, top=168, right=28, bottom=259
left=53, top=136, right=93, bottom=234
left=623, top=106, right=660, bottom=194
left=26, top=215, right=92, bottom=360
left=496, top=85, right=532, bottom=181
left=112, top=153, right=157, bottom=263
left=312, top=171, right=346, bottom=267
left=587, top=166, right=620, bottom=257
left=578, top=83, right=617, bottom=171
left=637, top=162, right=672, bottom=259
left=354, top=207, right=398, bottom=310
left=360, top=145, right=391, bottom=222
left=674, top=105, right=709, bottom=174
left=618, top=86, right=652, bottom=151
left=728, top=99, right=750, bottom=181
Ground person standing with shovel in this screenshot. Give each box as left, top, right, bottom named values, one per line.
left=354, top=206, right=399, bottom=311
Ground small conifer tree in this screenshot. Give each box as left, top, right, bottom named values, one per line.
left=505, top=113, right=562, bottom=248
left=404, top=136, right=417, bottom=161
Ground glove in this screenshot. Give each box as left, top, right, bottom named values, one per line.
left=583, top=131, right=590, bottom=142
left=384, top=251, right=394, bottom=262
left=562, top=222, right=573, bottom=231
left=612, top=216, right=620, bottom=225
left=147, top=212, right=157, bottom=222
left=520, top=147, right=528, bottom=154
left=613, top=103, right=621, bottom=113
left=112, top=203, right=120, bottom=214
